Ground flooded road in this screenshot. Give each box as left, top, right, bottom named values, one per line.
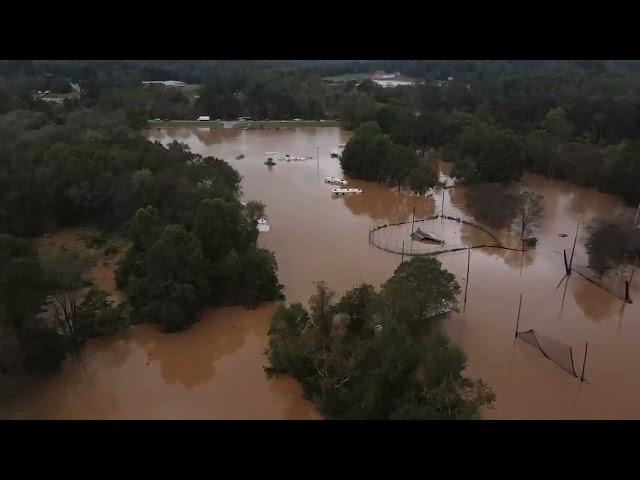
left=7, top=126, right=640, bottom=419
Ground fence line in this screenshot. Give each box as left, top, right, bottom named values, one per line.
left=368, top=214, right=511, bottom=257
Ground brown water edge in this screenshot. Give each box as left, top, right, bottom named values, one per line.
left=7, top=305, right=319, bottom=419
left=15, top=228, right=320, bottom=419
left=34, top=227, right=127, bottom=304
left=8, top=127, right=640, bottom=419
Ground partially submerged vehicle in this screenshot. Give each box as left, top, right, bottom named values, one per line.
left=324, top=176, right=348, bottom=186
left=331, top=188, right=362, bottom=197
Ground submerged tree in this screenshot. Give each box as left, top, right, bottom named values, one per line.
left=514, top=191, right=545, bottom=241
left=408, top=167, right=438, bottom=196
left=585, top=221, right=640, bottom=275
left=465, top=183, right=520, bottom=230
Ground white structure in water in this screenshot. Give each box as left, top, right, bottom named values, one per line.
left=331, top=188, right=362, bottom=197
left=257, top=218, right=271, bottom=233
left=197, top=116, right=210, bottom=121
left=324, top=176, right=348, bottom=186
left=278, top=154, right=307, bottom=161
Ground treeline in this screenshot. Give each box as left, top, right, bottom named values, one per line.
left=337, top=61, right=640, bottom=206
left=0, top=106, right=283, bottom=374
left=266, top=256, right=495, bottom=419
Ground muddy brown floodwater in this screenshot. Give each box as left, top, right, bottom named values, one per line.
left=6, top=126, right=640, bottom=419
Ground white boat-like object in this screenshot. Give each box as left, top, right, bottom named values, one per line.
left=278, top=154, right=307, bottom=162
left=257, top=218, right=271, bottom=233
left=324, top=176, right=348, bottom=186
left=330, top=149, right=341, bottom=158
left=331, top=188, right=362, bottom=197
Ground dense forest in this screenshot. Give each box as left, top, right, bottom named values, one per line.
left=4, top=60, right=640, bottom=208
left=0, top=64, right=285, bottom=375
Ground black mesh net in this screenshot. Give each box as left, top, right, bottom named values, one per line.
left=516, top=329, right=578, bottom=378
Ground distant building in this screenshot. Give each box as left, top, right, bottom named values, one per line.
left=142, top=80, right=187, bottom=88
left=32, top=83, right=80, bottom=105
left=371, top=71, right=400, bottom=80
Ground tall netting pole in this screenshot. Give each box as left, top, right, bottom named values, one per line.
left=464, top=247, right=471, bottom=306
left=514, top=293, right=523, bottom=338
left=411, top=203, right=416, bottom=235
left=569, top=222, right=580, bottom=270
left=581, top=342, right=589, bottom=382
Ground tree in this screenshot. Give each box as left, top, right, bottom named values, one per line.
left=465, top=184, right=520, bottom=230
left=408, top=167, right=438, bottom=196
left=542, top=106, right=574, bottom=140
left=341, top=121, right=427, bottom=187
left=125, top=224, right=209, bottom=332
left=0, top=234, right=45, bottom=332
left=452, top=122, right=526, bottom=184
left=514, top=191, right=545, bottom=241
left=244, top=200, right=266, bottom=225
left=339, top=92, right=377, bottom=130
left=309, top=280, right=336, bottom=338
left=606, top=141, right=640, bottom=206
left=585, top=221, right=640, bottom=275
left=194, top=198, right=254, bottom=262
left=335, top=283, right=380, bottom=337
left=381, top=256, right=460, bottom=330
left=130, top=205, right=164, bottom=250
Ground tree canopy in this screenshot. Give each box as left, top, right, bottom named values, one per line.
left=266, top=256, right=494, bottom=419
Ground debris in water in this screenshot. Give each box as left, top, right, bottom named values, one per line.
left=559, top=233, right=568, bottom=237
left=411, top=228, right=444, bottom=244
left=235, top=154, right=244, bottom=160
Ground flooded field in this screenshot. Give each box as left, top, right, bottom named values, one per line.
left=6, top=126, right=640, bottom=419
